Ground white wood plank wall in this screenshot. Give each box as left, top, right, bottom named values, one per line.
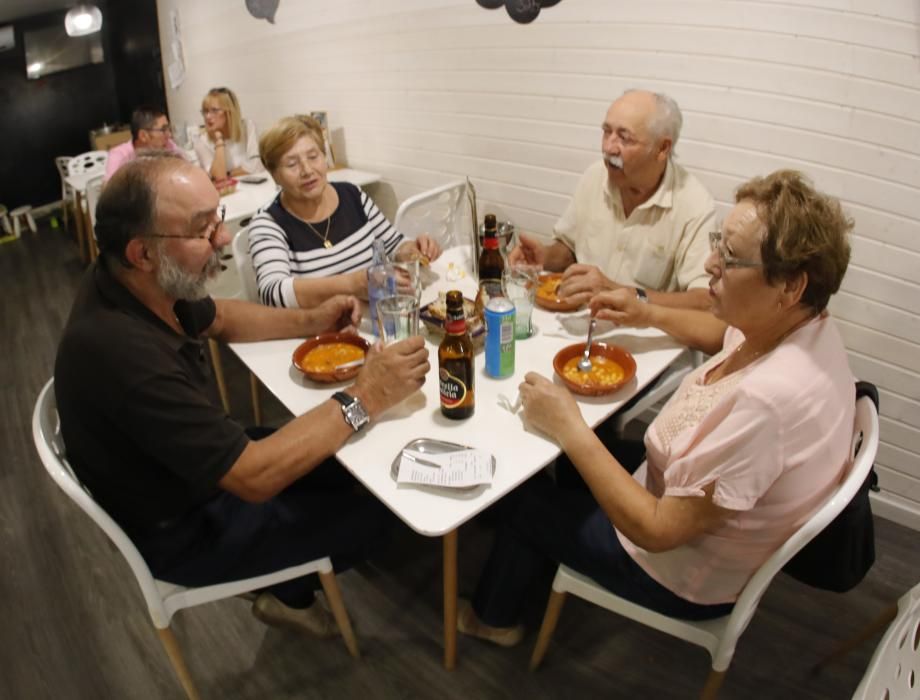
left=158, top=0, right=920, bottom=529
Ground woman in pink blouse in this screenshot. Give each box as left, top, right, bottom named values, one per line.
left=460, top=170, right=856, bottom=646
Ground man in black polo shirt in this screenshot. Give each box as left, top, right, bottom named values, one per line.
left=55, top=152, right=430, bottom=636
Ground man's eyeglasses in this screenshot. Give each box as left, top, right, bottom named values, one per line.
left=144, top=124, right=172, bottom=134
left=709, top=230, right=763, bottom=269
left=200, top=107, right=225, bottom=117
left=145, top=205, right=226, bottom=245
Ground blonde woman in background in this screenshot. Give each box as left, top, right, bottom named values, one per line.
left=193, top=87, right=263, bottom=179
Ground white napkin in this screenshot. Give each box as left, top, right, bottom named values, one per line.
left=542, top=312, right=616, bottom=339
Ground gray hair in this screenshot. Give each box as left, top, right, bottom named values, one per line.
left=623, top=89, right=683, bottom=148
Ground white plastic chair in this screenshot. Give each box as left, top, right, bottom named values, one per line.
left=226, top=227, right=263, bottom=425
left=67, top=149, right=108, bottom=177
left=852, top=581, right=920, bottom=699
left=32, top=379, right=358, bottom=700
left=530, top=395, right=880, bottom=700
left=55, top=156, right=75, bottom=232
left=394, top=180, right=471, bottom=250
left=84, top=175, right=104, bottom=261
left=0, top=204, right=10, bottom=235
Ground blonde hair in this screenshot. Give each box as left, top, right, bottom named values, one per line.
left=258, top=115, right=326, bottom=173
left=736, top=170, right=853, bottom=312
left=202, top=87, right=243, bottom=143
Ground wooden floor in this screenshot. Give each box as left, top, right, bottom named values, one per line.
left=3, top=222, right=918, bottom=700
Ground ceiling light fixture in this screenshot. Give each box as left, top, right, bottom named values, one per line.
left=64, top=4, right=103, bottom=37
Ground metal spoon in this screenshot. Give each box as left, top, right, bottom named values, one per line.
left=578, top=318, right=597, bottom=372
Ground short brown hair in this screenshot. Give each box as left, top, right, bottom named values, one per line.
left=736, top=170, right=852, bottom=312
left=258, top=115, right=326, bottom=173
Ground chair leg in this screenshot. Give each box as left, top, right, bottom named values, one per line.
left=208, top=339, right=232, bottom=415
left=156, top=626, right=201, bottom=700
left=249, top=371, right=262, bottom=426
left=700, top=669, right=726, bottom=700
left=443, top=529, right=458, bottom=671
left=529, top=590, right=567, bottom=671
left=811, top=602, right=898, bottom=674
left=318, top=570, right=360, bottom=659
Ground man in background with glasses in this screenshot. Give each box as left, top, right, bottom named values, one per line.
left=104, top=106, right=195, bottom=182
left=56, top=152, right=429, bottom=638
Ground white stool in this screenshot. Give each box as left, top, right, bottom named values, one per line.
left=10, top=206, right=37, bottom=236
left=0, top=205, right=11, bottom=235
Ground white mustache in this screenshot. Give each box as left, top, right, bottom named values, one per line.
left=605, top=154, right=624, bottom=169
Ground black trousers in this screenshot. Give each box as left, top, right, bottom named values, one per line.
left=134, top=457, right=392, bottom=608
left=472, top=473, right=733, bottom=627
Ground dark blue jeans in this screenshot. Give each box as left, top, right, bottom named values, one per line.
left=134, top=456, right=392, bottom=608
left=472, top=474, right=733, bottom=627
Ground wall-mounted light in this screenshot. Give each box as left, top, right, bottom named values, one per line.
left=64, top=4, right=103, bottom=37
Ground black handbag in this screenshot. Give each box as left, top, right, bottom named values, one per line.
left=781, top=382, right=879, bottom=592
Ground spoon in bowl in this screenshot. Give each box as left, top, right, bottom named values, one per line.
left=578, top=318, right=597, bottom=372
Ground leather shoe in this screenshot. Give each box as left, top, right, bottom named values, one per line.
left=457, top=598, right=524, bottom=647
left=251, top=592, right=340, bottom=639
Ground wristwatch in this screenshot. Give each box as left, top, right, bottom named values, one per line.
left=635, top=287, right=649, bottom=303
left=332, top=392, right=370, bottom=432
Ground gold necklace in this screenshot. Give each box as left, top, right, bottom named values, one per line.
left=282, top=190, right=335, bottom=249
left=303, top=215, right=333, bottom=249
left=732, top=314, right=816, bottom=368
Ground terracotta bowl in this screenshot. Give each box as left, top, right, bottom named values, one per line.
left=292, top=333, right=370, bottom=383
left=552, top=342, right=637, bottom=397
left=534, top=273, right=582, bottom=312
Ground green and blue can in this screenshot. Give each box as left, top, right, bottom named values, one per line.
left=485, top=297, right=515, bottom=378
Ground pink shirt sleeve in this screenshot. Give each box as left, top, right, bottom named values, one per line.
left=104, top=142, right=133, bottom=181
left=662, top=389, right=784, bottom=511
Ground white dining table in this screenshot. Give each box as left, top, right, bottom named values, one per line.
left=228, top=246, right=686, bottom=668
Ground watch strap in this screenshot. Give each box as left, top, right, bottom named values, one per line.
left=332, top=391, right=355, bottom=408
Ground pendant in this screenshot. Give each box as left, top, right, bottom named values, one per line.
left=324, top=240, right=332, bottom=249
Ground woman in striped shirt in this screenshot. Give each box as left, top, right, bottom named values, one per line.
left=249, top=116, right=441, bottom=308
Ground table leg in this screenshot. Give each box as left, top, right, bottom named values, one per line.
left=443, top=529, right=458, bottom=670
left=73, top=191, right=87, bottom=263
left=83, top=203, right=97, bottom=261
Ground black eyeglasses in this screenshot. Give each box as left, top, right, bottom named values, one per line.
left=145, top=205, right=226, bottom=244
left=144, top=124, right=172, bottom=133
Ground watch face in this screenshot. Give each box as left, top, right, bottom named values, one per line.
left=343, top=400, right=369, bottom=431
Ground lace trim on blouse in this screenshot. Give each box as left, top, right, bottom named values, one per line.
left=654, top=354, right=746, bottom=452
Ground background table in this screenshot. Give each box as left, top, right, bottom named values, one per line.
left=229, top=246, right=686, bottom=667
left=223, top=167, right=381, bottom=226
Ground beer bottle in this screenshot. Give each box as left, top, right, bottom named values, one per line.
left=477, top=213, right=505, bottom=308
left=438, top=290, right=475, bottom=419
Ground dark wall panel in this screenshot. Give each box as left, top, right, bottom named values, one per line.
left=0, top=1, right=163, bottom=211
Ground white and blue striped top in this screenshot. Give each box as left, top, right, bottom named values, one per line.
left=248, top=182, right=404, bottom=308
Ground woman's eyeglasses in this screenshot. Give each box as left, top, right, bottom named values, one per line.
left=709, top=230, right=763, bottom=269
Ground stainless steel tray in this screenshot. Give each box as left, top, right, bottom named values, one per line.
left=390, top=438, right=496, bottom=492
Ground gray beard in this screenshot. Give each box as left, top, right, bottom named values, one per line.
left=156, top=249, right=221, bottom=301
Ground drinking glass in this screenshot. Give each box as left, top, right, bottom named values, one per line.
left=502, top=265, right=538, bottom=339
left=376, top=294, right=420, bottom=345
left=390, top=258, right=422, bottom=302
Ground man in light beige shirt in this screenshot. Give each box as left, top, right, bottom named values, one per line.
left=510, top=89, right=715, bottom=311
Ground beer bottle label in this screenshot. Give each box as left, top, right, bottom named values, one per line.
left=439, top=366, right=470, bottom=408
